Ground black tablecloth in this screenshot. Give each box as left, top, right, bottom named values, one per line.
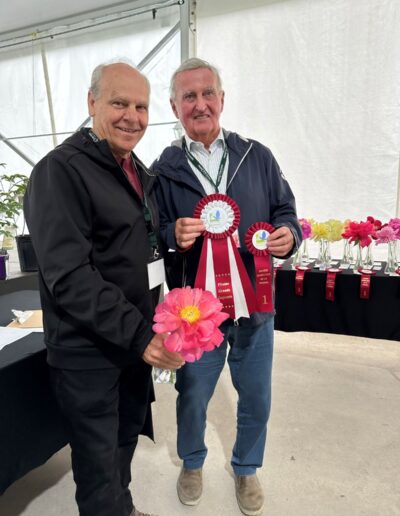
left=275, top=261, right=400, bottom=341
left=0, top=290, right=68, bottom=494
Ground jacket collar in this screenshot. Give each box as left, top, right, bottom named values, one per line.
left=78, top=128, right=156, bottom=197
left=156, top=129, right=253, bottom=194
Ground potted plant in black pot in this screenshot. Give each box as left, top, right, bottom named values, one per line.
left=0, top=164, right=38, bottom=273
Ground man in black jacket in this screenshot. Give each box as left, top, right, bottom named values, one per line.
left=24, top=61, right=184, bottom=516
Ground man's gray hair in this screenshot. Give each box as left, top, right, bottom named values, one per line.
left=170, top=57, right=223, bottom=99
left=89, top=58, right=150, bottom=98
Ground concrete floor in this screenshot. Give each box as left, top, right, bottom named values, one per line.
left=0, top=331, right=399, bottom=516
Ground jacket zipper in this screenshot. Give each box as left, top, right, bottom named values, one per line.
left=226, top=142, right=253, bottom=191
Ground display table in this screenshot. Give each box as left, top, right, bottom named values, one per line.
left=0, top=288, right=68, bottom=494
left=274, top=260, right=400, bottom=341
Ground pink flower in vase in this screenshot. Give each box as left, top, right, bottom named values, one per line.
left=299, top=218, right=312, bottom=240
left=375, top=225, right=397, bottom=244
left=388, top=218, right=400, bottom=239
left=153, top=286, right=230, bottom=362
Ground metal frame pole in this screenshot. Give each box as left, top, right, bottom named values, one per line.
left=41, top=46, right=58, bottom=148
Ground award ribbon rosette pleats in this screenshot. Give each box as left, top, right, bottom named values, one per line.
left=359, top=268, right=375, bottom=299
left=193, top=194, right=257, bottom=319
left=245, top=222, right=275, bottom=312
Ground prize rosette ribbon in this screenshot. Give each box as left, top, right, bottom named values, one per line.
left=294, top=265, right=311, bottom=296
left=245, top=222, right=275, bottom=312
left=358, top=268, right=375, bottom=299
left=193, top=194, right=257, bottom=319
left=325, top=268, right=342, bottom=301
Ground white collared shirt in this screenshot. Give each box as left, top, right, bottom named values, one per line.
left=184, top=129, right=229, bottom=195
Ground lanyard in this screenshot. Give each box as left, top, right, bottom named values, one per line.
left=130, top=158, right=160, bottom=260
left=182, top=138, right=228, bottom=193
left=142, top=201, right=160, bottom=259
left=121, top=155, right=159, bottom=260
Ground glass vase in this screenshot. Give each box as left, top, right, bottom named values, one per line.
left=384, top=241, right=397, bottom=275
left=364, top=242, right=374, bottom=268
left=302, top=239, right=309, bottom=262
left=354, top=243, right=364, bottom=270
left=317, top=239, right=331, bottom=270
left=341, top=239, right=351, bottom=265
left=292, top=245, right=303, bottom=268
left=153, top=368, right=176, bottom=384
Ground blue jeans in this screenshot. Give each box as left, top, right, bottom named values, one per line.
left=175, top=317, right=274, bottom=476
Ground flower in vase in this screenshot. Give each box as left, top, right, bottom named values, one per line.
left=375, top=225, right=397, bottom=244
left=325, top=219, right=344, bottom=242
left=299, top=218, right=312, bottom=239
left=153, top=286, right=230, bottom=362
left=367, top=216, right=382, bottom=235
left=388, top=218, right=400, bottom=239
left=311, top=221, right=329, bottom=241
left=341, top=220, right=375, bottom=247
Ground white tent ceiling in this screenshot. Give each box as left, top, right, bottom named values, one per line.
left=0, top=0, right=166, bottom=38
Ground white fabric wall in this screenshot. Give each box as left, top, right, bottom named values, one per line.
left=197, top=0, right=400, bottom=229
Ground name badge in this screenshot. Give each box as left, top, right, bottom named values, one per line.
left=147, top=258, right=165, bottom=290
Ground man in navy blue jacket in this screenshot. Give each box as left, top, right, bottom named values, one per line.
left=152, top=57, right=301, bottom=516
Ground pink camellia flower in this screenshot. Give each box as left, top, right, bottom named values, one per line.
left=375, top=225, right=397, bottom=244
left=153, top=287, right=230, bottom=362
left=388, top=218, right=400, bottom=239
left=299, top=218, right=312, bottom=239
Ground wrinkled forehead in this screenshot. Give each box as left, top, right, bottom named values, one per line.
left=175, top=68, right=221, bottom=92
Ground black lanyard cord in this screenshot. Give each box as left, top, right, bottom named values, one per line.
left=182, top=139, right=228, bottom=193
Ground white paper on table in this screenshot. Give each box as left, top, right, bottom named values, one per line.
left=0, top=327, right=42, bottom=351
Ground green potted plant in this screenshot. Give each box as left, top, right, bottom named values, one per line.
left=0, top=163, right=38, bottom=272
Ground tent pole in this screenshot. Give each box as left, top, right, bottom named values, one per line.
left=76, top=21, right=181, bottom=131
left=41, top=46, right=58, bottom=148
left=0, top=132, right=35, bottom=167
left=137, top=21, right=180, bottom=69
left=180, top=0, right=195, bottom=61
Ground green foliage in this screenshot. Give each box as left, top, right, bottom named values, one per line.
left=0, top=163, right=29, bottom=238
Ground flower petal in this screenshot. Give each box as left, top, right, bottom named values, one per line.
left=164, top=332, right=182, bottom=353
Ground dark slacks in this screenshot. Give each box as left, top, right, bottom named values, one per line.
left=50, top=363, right=153, bottom=516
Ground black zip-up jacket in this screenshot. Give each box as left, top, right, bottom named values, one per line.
left=152, top=130, right=302, bottom=326
left=24, top=128, right=160, bottom=370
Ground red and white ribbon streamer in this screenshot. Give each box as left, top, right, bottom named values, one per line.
left=325, top=268, right=342, bottom=301
left=294, top=266, right=310, bottom=296
left=193, top=194, right=256, bottom=319
left=245, top=222, right=275, bottom=312
left=359, top=268, right=375, bottom=299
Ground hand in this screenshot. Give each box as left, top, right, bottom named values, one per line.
left=175, top=217, right=204, bottom=249
left=142, top=333, right=185, bottom=369
left=267, top=226, right=294, bottom=257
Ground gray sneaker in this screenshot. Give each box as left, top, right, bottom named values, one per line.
left=234, top=474, right=264, bottom=516
left=177, top=467, right=203, bottom=505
